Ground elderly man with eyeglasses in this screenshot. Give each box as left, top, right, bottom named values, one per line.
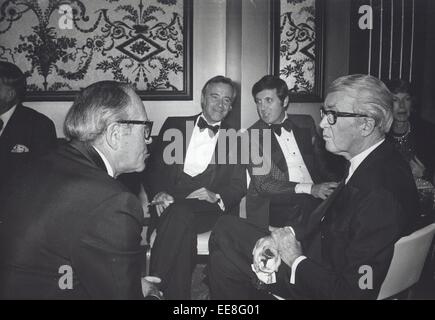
left=207, top=74, right=419, bottom=300
left=0, top=81, right=159, bottom=299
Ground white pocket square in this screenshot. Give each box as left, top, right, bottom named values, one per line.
left=11, top=144, right=30, bottom=153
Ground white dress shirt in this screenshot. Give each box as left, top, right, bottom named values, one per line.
left=183, top=114, right=225, bottom=211
left=272, top=114, right=314, bottom=194
left=0, top=105, right=17, bottom=137
left=183, top=114, right=220, bottom=177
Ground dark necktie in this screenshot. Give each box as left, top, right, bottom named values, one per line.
left=0, top=118, right=3, bottom=132
left=197, top=117, right=220, bottom=136
left=270, top=119, right=291, bottom=136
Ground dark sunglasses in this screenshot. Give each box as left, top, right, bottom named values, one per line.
left=117, top=120, right=153, bottom=139
left=320, top=107, right=368, bottom=125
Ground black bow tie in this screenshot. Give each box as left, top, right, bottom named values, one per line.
left=0, top=118, right=4, bottom=132
left=197, top=117, right=220, bottom=135
left=270, top=119, right=291, bottom=136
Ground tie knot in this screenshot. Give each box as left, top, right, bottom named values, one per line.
left=270, top=120, right=290, bottom=136
left=197, top=117, right=219, bottom=135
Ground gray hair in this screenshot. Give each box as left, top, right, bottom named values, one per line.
left=64, top=81, right=134, bottom=142
left=327, top=74, right=394, bottom=133
left=201, top=75, right=237, bottom=101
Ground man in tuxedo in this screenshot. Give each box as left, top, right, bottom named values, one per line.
left=0, top=61, right=57, bottom=187
left=147, top=75, right=246, bottom=299
left=0, top=81, right=159, bottom=299
left=247, top=75, right=338, bottom=229
left=208, top=74, right=419, bottom=300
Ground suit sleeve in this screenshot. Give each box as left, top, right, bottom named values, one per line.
left=31, top=115, right=57, bottom=157
left=292, top=190, right=401, bottom=299
left=71, top=192, right=145, bottom=299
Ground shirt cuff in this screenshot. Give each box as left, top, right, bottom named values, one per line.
left=216, top=194, right=225, bottom=211
left=289, top=255, right=307, bottom=284
left=295, top=183, right=313, bottom=195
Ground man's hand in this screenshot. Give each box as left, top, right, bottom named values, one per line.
left=186, top=187, right=218, bottom=203
left=252, top=236, right=281, bottom=274
left=152, top=192, right=174, bottom=216
left=141, top=276, right=163, bottom=299
left=271, top=227, right=302, bottom=267
left=311, top=182, right=339, bottom=200
left=410, top=156, right=425, bottom=179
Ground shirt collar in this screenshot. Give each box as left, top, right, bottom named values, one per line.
left=92, top=146, right=115, bottom=177
left=0, top=104, right=17, bottom=134
left=267, top=113, right=288, bottom=126
left=198, top=113, right=221, bottom=127
left=346, top=139, right=385, bottom=183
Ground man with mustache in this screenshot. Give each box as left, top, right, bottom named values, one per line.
left=208, top=74, right=419, bottom=299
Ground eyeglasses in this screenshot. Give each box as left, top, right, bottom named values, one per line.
left=117, top=120, right=153, bottom=140
left=320, top=107, right=368, bottom=125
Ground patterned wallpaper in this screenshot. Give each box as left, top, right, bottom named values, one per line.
left=0, top=0, right=191, bottom=100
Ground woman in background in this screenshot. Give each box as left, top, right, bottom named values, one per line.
left=385, top=79, right=435, bottom=184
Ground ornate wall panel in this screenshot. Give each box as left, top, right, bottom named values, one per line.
left=0, top=0, right=192, bottom=100
left=271, top=0, right=324, bottom=102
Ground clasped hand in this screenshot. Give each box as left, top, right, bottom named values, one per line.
left=252, top=227, right=303, bottom=273
left=152, top=192, right=174, bottom=216
left=311, top=182, right=339, bottom=200
left=186, top=187, right=218, bottom=203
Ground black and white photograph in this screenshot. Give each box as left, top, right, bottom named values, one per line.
left=0, top=0, right=434, bottom=306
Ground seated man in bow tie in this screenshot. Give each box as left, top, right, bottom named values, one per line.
left=246, top=75, right=338, bottom=230
left=0, top=61, right=57, bottom=188
left=146, top=75, right=246, bottom=299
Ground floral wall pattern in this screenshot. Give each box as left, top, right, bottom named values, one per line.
left=272, top=0, right=324, bottom=101
left=0, top=0, right=192, bottom=100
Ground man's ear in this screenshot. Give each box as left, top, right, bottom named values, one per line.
left=105, top=123, right=121, bottom=150
left=360, top=117, right=376, bottom=137
left=283, top=96, right=289, bottom=109
left=6, top=87, right=16, bottom=103
left=200, top=92, right=205, bottom=110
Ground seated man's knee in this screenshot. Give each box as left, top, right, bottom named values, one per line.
left=209, top=215, right=240, bottom=250
left=164, top=203, right=195, bottom=222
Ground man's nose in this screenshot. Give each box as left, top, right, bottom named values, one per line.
left=319, top=115, right=328, bottom=129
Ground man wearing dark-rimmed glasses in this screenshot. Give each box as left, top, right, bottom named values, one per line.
left=0, top=81, right=160, bottom=299
left=208, top=74, right=419, bottom=300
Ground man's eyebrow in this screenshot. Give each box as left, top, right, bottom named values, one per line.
left=324, top=104, right=337, bottom=110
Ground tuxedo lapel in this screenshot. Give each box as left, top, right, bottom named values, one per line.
left=296, top=180, right=345, bottom=240
left=0, top=105, right=22, bottom=149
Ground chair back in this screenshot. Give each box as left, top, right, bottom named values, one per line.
left=377, top=223, right=435, bottom=300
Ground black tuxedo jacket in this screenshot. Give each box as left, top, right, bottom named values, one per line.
left=0, top=141, right=145, bottom=299
left=147, top=114, right=246, bottom=215
left=246, top=114, right=335, bottom=227
left=0, top=104, right=57, bottom=186
left=284, top=141, right=419, bottom=299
